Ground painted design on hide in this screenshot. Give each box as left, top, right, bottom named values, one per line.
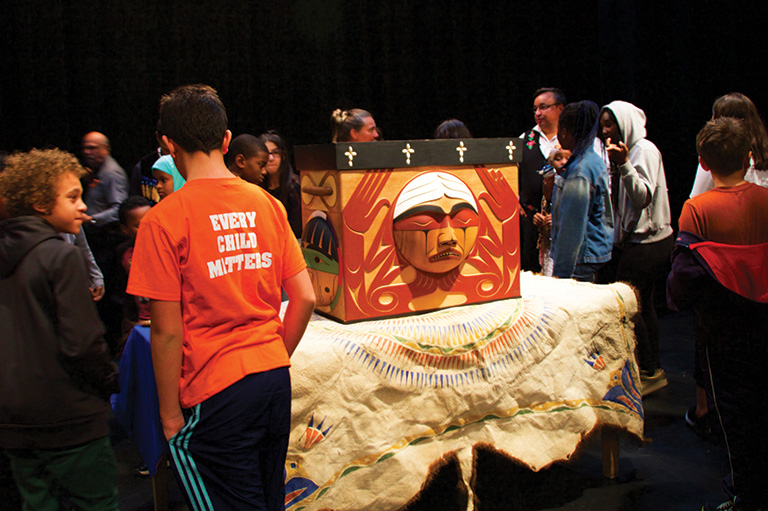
left=584, top=348, right=606, bottom=370
left=603, top=360, right=644, bottom=419
left=283, top=285, right=643, bottom=509
left=302, top=414, right=333, bottom=450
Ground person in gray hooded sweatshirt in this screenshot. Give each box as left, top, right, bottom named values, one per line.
left=599, top=100, right=674, bottom=396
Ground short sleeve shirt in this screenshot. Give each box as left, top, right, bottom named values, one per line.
left=679, top=182, right=768, bottom=245
left=128, top=177, right=306, bottom=407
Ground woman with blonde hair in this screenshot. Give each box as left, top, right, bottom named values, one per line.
left=331, top=108, right=379, bottom=142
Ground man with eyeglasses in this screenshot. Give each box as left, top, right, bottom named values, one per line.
left=518, top=87, right=566, bottom=273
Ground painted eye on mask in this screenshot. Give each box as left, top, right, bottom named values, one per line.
left=393, top=213, right=442, bottom=231
left=451, top=209, right=479, bottom=228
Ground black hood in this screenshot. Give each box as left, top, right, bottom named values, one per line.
left=0, top=216, right=61, bottom=278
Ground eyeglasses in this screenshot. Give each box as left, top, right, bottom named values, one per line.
left=532, top=103, right=558, bottom=113
left=268, top=150, right=281, bottom=156
left=533, top=103, right=557, bottom=113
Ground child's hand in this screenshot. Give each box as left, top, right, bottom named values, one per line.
left=162, top=410, right=186, bottom=441
left=90, top=286, right=105, bottom=301
left=605, top=138, right=629, bottom=165
left=533, top=212, right=545, bottom=227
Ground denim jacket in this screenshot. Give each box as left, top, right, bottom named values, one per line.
left=550, top=149, right=614, bottom=278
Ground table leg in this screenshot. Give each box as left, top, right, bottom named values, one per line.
left=601, top=429, right=620, bottom=479
left=152, top=454, right=170, bottom=511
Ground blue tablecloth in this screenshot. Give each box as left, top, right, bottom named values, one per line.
left=110, top=325, right=166, bottom=477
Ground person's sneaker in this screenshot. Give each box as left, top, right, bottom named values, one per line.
left=685, top=405, right=699, bottom=427
left=685, top=406, right=724, bottom=445
left=640, top=368, right=668, bottom=396
left=701, top=499, right=737, bottom=511
left=134, top=463, right=150, bottom=477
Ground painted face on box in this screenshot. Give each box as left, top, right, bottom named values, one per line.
left=392, top=172, right=479, bottom=274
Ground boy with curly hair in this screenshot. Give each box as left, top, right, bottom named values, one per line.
left=0, top=148, right=119, bottom=510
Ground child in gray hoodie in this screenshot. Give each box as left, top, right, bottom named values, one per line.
left=599, top=100, right=674, bottom=396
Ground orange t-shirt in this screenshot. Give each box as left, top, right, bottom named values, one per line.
left=679, top=182, right=768, bottom=245
left=127, top=177, right=306, bottom=407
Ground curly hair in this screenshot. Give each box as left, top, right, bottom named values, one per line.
left=0, top=148, right=85, bottom=217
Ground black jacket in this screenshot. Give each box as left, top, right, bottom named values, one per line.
left=667, top=230, right=768, bottom=354
left=0, top=216, right=118, bottom=449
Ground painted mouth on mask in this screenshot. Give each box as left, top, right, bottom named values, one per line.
left=429, top=249, right=461, bottom=262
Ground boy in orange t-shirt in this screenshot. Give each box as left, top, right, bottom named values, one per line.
left=128, top=84, right=315, bottom=510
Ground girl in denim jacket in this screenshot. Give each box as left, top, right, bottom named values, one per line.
left=550, top=100, right=613, bottom=282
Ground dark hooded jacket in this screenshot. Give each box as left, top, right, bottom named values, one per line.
left=0, top=216, right=118, bottom=449
left=667, top=230, right=768, bottom=354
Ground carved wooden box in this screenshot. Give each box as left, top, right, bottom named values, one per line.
left=295, top=138, right=522, bottom=323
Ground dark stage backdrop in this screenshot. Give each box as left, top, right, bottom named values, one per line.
left=2, top=0, right=767, bottom=225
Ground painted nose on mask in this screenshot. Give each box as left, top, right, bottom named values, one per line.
left=437, top=218, right=457, bottom=245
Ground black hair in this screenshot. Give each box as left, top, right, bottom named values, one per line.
left=533, top=87, right=566, bottom=106
left=118, top=195, right=151, bottom=225
left=158, top=84, right=227, bottom=155
left=558, top=101, right=599, bottom=157
left=225, top=134, right=267, bottom=168
left=433, top=119, right=473, bottom=139
left=259, top=130, right=297, bottom=207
